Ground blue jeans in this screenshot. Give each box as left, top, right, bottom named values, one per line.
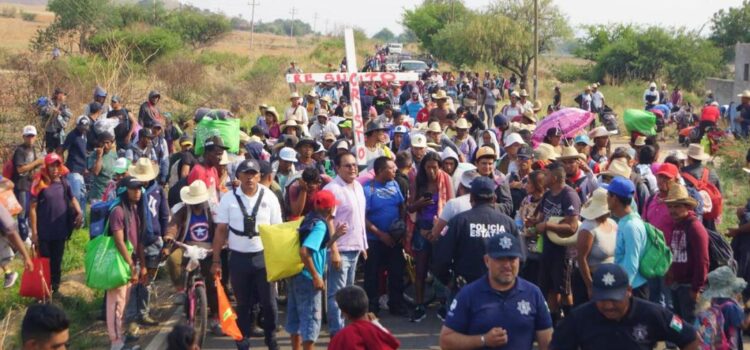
left=326, top=250, right=359, bottom=335
left=285, top=274, right=322, bottom=342
left=66, top=173, right=87, bottom=222
left=13, top=189, right=29, bottom=241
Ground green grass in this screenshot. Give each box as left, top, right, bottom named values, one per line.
left=0, top=228, right=107, bottom=349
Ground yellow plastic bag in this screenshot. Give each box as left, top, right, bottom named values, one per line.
left=259, top=219, right=303, bottom=282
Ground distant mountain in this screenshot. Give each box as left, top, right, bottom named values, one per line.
left=0, top=0, right=47, bottom=5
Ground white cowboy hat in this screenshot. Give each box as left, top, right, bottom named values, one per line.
left=686, top=144, right=710, bottom=161
left=281, top=119, right=300, bottom=132
left=427, top=122, right=443, bottom=134
left=431, top=90, right=449, bottom=100
left=455, top=118, right=471, bottom=130
left=534, top=143, right=560, bottom=162
left=738, top=90, right=750, bottom=99
left=589, top=126, right=609, bottom=139
left=180, top=180, right=210, bottom=205
left=128, top=157, right=159, bottom=182
left=601, top=158, right=632, bottom=178
left=411, top=133, right=428, bottom=148
left=547, top=216, right=581, bottom=246
left=581, top=188, right=610, bottom=220
left=556, top=146, right=585, bottom=161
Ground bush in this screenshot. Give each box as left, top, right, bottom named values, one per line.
left=152, top=55, right=205, bottom=105
left=551, top=63, right=594, bottom=83
left=0, top=7, right=16, bottom=18
left=162, top=8, right=231, bottom=48
left=88, top=26, right=183, bottom=64
left=20, top=11, right=36, bottom=22
left=197, top=51, right=249, bottom=73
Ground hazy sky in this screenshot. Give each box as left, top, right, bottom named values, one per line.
left=183, top=0, right=741, bottom=37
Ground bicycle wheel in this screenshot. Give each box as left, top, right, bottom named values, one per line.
left=192, top=284, right=209, bottom=347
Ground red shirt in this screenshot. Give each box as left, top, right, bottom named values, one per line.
left=701, top=105, right=720, bottom=123
left=328, top=320, right=400, bottom=350
left=416, top=107, right=430, bottom=123
left=187, top=164, right=220, bottom=193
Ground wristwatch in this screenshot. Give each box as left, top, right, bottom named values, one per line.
left=480, top=335, right=486, bottom=347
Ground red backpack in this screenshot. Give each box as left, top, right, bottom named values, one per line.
left=682, top=168, right=723, bottom=221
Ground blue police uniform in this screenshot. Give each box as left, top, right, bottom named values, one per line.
left=444, top=275, right=552, bottom=349
left=551, top=297, right=697, bottom=350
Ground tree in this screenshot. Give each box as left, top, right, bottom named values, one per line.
left=397, top=29, right=418, bottom=43
left=372, top=28, right=395, bottom=42
left=710, top=0, right=750, bottom=62
left=402, top=0, right=470, bottom=51
left=47, top=0, right=111, bottom=53
left=163, top=8, right=231, bottom=48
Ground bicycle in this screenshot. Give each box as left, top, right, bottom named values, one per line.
left=173, top=241, right=212, bottom=347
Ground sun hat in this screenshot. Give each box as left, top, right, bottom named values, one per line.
left=686, top=144, right=710, bottom=161
left=504, top=133, right=526, bottom=147
left=581, top=188, right=610, bottom=220
left=180, top=180, right=210, bottom=205
left=589, top=126, right=609, bottom=139
left=279, top=147, right=298, bottom=162
left=411, top=133, right=428, bottom=148
left=431, top=90, right=449, bottom=100
left=546, top=216, right=581, bottom=246
left=519, top=89, right=529, bottom=97
left=669, top=150, right=688, bottom=161
left=532, top=100, right=543, bottom=113
left=701, top=266, right=747, bottom=301
left=663, top=182, right=698, bottom=208
left=427, top=122, right=443, bottom=134
left=534, top=143, right=560, bottom=162
left=128, top=158, right=159, bottom=182
left=289, top=92, right=301, bottom=100
left=738, top=90, right=750, bottom=99
left=649, top=82, right=657, bottom=88
left=455, top=118, right=471, bottom=130
left=113, top=158, right=131, bottom=175
left=486, top=233, right=523, bottom=259
left=574, top=134, right=593, bottom=146
left=22, top=125, right=37, bottom=136
left=510, top=91, right=520, bottom=99
left=281, top=120, right=301, bottom=132
left=366, top=121, right=388, bottom=135
left=521, top=109, right=537, bottom=123
left=476, top=146, right=497, bottom=160
left=322, top=132, right=337, bottom=142
left=634, top=135, right=647, bottom=147
left=312, top=189, right=340, bottom=209
left=265, top=106, right=280, bottom=119
left=591, top=263, right=630, bottom=302
left=557, top=146, right=585, bottom=161
left=602, top=158, right=632, bottom=178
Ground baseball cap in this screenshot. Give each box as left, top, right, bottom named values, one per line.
left=602, top=176, right=635, bottom=199
left=44, top=153, right=62, bottom=165
left=111, top=95, right=122, bottom=103
left=470, top=177, right=496, bottom=199
left=574, top=134, right=593, bottom=146
left=258, top=160, right=273, bottom=176
left=179, top=134, right=193, bottom=146
left=493, top=115, right=509, bottom=128
left=89, top=102, right=103, bottom=113
left=460, top=170, right=480, bottom=189
left=504, top=133, right=525, bottom=147
left=76, top=115, right=91, bottom=126
left=476, top=146, right=497, bottom=160
left=139, top=128, right=153, bottom=139
left=22, top=125, right=37, bottom=136
left=204, top=135, right=229, bottom=150
left=315, top=142, right=326, bottom=154
left=279, top=147, right=298, bottom=162
left=656, top=163, right=679, bottom=179
left=236, top=159, right=260, bottom=174
left=486, top=233, right=523, bottom=259
left=322, top=132, right=337, bottom=142
left=411, top=133, right=428, bottom=148
left=113, top=158, right=131, bottom=174
left=394, top=125, right=409, bottom=134
left=312, top=190, right=340, bottom=209
left=118, top=176, right=142, bottom=190
left=517, top=145, right=534, bottom=160
left=591, top=263, right=630, bottom=302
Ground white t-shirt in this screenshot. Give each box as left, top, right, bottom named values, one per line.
left=592, top=91, right=605, bottom=109
left=439, top=194, right=473, bottom=223
left=215, top=184, right=283, bottom=253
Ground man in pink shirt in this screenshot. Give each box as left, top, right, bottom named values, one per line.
left=642, top=163, right=679, bottom=242
left=187, top=136, right=227, bottom=212
left=323, top=152, right=365, bottom=336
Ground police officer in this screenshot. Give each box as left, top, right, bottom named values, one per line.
left=439, top=233, right=553, bottom=350
left=433, top=176, right=519, bottom=286
left=212, top=159, right=283, bottom=350
left=551, top=263, right=700, bottom=350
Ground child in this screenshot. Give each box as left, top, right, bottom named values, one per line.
left=696, top=266, right=746, bottom=350
left=328, top=285, right=401, bottom=350
left=286, top=189, right=345, bottom=350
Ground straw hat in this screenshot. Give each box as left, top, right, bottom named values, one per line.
left=427, top=122, right=443, bottom=133
left=557, top=146, right=585, bottom=161
left=180, top=179, right=210, bottom=205
left=239, top=131, right=251, bottom=143
left=532, top=100, right=543, bottom=113
left=431, top=90, right=449, bottom=100
left=581, top=188, right=610, bottom=220
left=306, top=90, right=319, bottom=98
left=289, top=92, right=301, bottom=100
left=321, top=95, right=332, bottom=104
left=602, top=158, right=632, bottom=178
left=534, top=143, right=560, bottom=162
left=547, top=216, right=581, bottom=246
left=686, top=144, right=710, bottom=161
left=265, top=106, right=280, bottom=119
left=128, top=157, right=159, bottom=182
left=738, top=90, right=750, bottom=99
left=281, top=119, right=300, bottom=132
left=522, top=109, right=537, bottom=123
left=701, top=266, right=747, bottom=302
left=663, top=182, right=698, bottom=208
left=589, top=126, right=609, bottom=139
left=455, top=118, right=471, bottom=130
left=519, top=89, right=529, bottom=97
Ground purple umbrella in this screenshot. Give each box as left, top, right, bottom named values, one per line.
left=532, top=108, right=594, bottom=147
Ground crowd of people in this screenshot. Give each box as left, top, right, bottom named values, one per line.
left=6, top=52, right=750, bottom=350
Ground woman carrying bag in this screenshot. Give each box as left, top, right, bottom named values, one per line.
left=29, top=153, right=83, bottom=295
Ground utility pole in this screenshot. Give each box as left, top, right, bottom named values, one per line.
left=248, top=0, right=259, bottom=49
left=533, top=0, right=539, bottom=101
left=289, top=7, right=297, bottom=40
left=325, top=19, right=329, bottom=36
left=313, top=12, right=318, bottom=35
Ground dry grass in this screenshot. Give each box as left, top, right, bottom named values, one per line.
left=0, top=3, right=52, bottom=52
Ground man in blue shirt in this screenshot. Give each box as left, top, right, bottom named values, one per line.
left=604, top=176, right=649, bottom=299
left=440, top=233, right=553, bottom=350
left=401, top=91, right=424, bottom=122
left=551, top=264, right=699, bottom=350
left=62, top=116, right=90, bottom=220
left=363, top=156, right=407, bottom=316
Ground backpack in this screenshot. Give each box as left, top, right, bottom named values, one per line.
left=694, top=303, right=728, bottom=350
left=639, top=222, right=673, bottom=278
left=89, top=198, right=121, bottom=239
left=682, top=169, right=722, bottom=221
left=2, top=160, right=14, bottom=179
left=706, top=228, right=737, bottom=273
left=36, top=96, right=49, bottom=117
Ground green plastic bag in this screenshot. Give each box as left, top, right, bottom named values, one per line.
left=623, top=109, right=657, bottom=136
left=638, top=223, right=672, bottom=278
left=194, top=117, right=241, bottom=155
left=84, top=235, right=133, bottom=290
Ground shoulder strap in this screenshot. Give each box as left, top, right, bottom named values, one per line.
left=681, top=171, right=700, bottom=187
left=251, top=188, right=265, bottom=217
left=701, top=168, right=710, bottom=183
left=231, top=186, right=249, bottom=217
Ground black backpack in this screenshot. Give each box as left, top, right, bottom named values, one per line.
left=707, top=228, right=737, bottom=272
